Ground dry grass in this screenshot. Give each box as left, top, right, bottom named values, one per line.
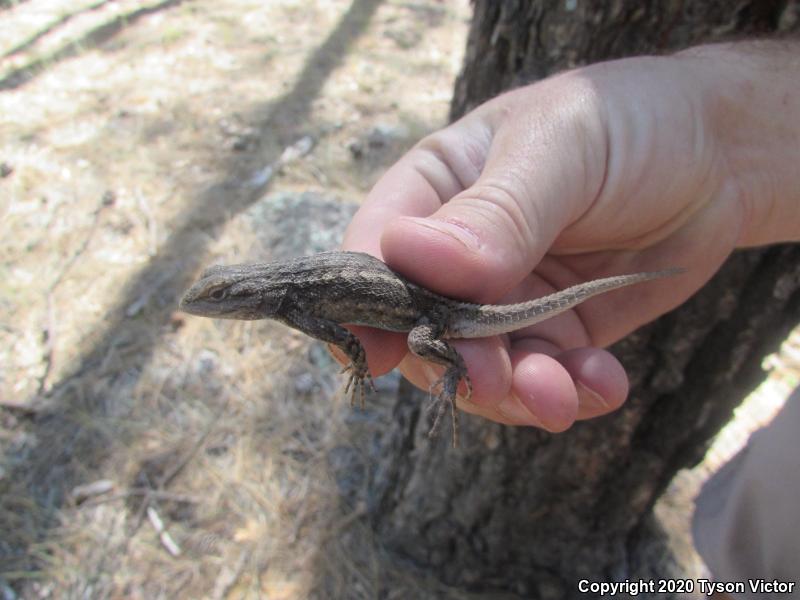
left=1, top=1, right=797, bottom=598
left=0, top=1, right=469, bottom=597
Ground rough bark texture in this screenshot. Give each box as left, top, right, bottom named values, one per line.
left=451, top=0, right=798, bottom=119
left=368, top=2, right=800, bottom=598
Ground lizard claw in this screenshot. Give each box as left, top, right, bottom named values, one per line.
left=341, top=363, right=374, bottom=409
left=425, top=369, right=467, bottom=448
left=426, top=391, right=459, bottom=448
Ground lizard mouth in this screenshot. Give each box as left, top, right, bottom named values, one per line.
left=179, top=298, right=228, bottom=317
left=177, top=296, right=202, bottom=315
left=178, top=287, right=215, bottom=316
left=178, top=292, right=261, bottom=320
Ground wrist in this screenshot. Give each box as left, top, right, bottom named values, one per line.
left=677, top=42, right=800, bottom=247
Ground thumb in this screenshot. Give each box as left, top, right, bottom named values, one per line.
left=381, top=90, right=605, bottom=302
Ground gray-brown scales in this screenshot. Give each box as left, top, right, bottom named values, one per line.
left=180, top=251, right=682, bottom=446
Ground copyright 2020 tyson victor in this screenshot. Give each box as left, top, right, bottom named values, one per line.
left=578, top=578, right=796, bottom=596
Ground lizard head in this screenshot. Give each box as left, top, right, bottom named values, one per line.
left=179, top=265, right=283, bottom=320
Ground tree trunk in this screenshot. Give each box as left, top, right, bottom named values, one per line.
left=450, top=0, right=794, bottom=119
left=368, top=2, right=800, bottom=597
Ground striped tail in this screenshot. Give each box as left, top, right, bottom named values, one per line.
left=447, top=268, right=685, bottom=339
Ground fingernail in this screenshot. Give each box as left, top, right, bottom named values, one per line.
left=409, top=217, right=481, bottom=251
left=498, top=395, right=543, bottom=427
left=576, top=381, right=608, bottom=410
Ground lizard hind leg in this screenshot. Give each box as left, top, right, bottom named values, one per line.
left=408, top=322, right=470, bottom=448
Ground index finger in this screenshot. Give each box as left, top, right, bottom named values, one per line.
left=341, top=129, right=485, bottom=376
left=343, top=131, right=478, bottom=256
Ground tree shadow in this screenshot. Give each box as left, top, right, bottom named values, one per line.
left=0, top=0, right=32, bottom=11
left=0, top=0, right=184, bottom=91
left=0, top=0, right=385, bottom=587
left=2, top=0, right=117, bottom=60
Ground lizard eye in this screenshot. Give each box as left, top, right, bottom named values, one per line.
left=209, top=288, right=227, bottom=300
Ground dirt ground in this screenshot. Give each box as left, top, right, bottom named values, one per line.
left=1, top=1, right=471, bottom=597
left=1, top=1, right=798, bottom=599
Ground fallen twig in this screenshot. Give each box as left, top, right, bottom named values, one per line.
left=146, top=506, right=181, bottom=557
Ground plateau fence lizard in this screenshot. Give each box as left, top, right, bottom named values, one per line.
left=180, top=251, right=682, bottom=446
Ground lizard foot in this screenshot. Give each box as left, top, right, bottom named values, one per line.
left=426, top=370, right=471, bottom=448
left=341, top=363, right=376, bottom=409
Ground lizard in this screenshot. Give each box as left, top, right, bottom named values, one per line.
left=179, top=251, right=683, bottom=446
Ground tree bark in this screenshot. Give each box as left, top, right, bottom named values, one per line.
left=451, top=0, right=795, bottom=119
left=369, top=2, right=800, bottom=598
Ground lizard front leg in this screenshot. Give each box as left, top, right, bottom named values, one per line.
left=280, top=311, right=374, bottom=408
left=407, top=322, right=472, bottom=447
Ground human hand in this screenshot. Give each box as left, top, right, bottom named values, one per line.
left=342, top=43, right=800, bottom=432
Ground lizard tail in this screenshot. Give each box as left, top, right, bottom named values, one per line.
left=446, top=268, right=685, bottom=339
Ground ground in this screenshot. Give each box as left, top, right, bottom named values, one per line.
left=0, top=1, right=797, bottom=598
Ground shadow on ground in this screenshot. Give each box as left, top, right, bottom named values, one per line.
left=1, top=0, right=117, bottom=60
left=0, top=0, right=185, bottom=90
left=0, top=0, right=385, bottom=589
